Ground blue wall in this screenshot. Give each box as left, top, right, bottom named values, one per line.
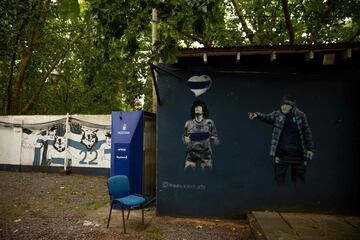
left=156, top=55, right=359, bottom=218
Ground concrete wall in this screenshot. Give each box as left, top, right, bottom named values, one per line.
left=0, top=115, right=111, bottom=173
left=0, top=124, right=22, bottom=166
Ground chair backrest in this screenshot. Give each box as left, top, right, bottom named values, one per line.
left=107, top=175, right=130, bottom=198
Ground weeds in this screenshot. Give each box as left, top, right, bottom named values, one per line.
left=143, top=224, right=163, bottom=240
left=87, top=199, right=108, bottom=210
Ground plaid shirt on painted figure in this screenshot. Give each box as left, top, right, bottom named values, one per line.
left=255, top=107, right=314, bottom=161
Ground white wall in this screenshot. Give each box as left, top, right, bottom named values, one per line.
left=0, top=115, right=111, bottom=169
left=0, top=127, right=22, bottom=165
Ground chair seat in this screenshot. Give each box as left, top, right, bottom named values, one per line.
left=115, top=195, right=145, bottom=206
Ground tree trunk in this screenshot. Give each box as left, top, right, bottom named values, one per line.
left=8, top=53, right=31, bottom=114
left=5, top=1, right=39, bottom=114
left=5, top=52, right=17, bottom=114
left=6, top=0, right=48, bottom=114
left=9, top=30, right=42, bottom=114
left=230, top=0, right=254, bottom=44
left=281, top=0, right=295, bottom=44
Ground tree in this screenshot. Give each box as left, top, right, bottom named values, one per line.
left=0, top=0, right=87, bottom=114
left=1, top=0, right=358, bottom=115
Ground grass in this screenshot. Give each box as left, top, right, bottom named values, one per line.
left=143, top=224, right=163, bottom=240
left=87, top=199, right=109, bottom=210
left=68, top=197, right=108, bottom=217
left=29, top=208, right=45, bottom=217
left=53, top=192, right=65, bottom=202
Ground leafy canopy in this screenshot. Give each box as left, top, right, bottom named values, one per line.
left=1, top=0, right=358, bottom=115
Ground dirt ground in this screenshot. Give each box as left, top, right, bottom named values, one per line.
left=0, top=171, right=254, bottom=240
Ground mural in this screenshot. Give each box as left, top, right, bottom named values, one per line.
left=21, top=122, right=111, bottom=168
left=183, top=74, right=219, bottom=172
left=249, top=95, right=314, bottom=185
left=188, top=75, right=212, bottom=97
left=156, top=57, right=358, bottom=217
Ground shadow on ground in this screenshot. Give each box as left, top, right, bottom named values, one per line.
left=0, top=171, right=253, bottom=240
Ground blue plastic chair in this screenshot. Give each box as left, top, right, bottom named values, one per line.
left=106, top=175, right=145, bottom=233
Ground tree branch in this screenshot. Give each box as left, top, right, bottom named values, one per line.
left=10, top=30, right=42, bottom=114
left=230, top=0, right=254, bottom=44
left=349, top=28, right=360, bottom=42
left=281, top=0, right=295, bottom=44
left=5, top=0, right=38, bottom=114
left=21, top=26, right=90, bottom=114
left=167, top=22, right=212, bottom=47
left=5, top=50, right=17, bottom=114
left=308, top=4, right=333, bottom=43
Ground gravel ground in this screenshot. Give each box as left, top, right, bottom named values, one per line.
left=0, top=171, right=253, bottom=240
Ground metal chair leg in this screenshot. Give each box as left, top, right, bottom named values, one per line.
left=142, top=205, right=144, bottom=225
left=121, top=204, right=126, bottom=233
left=127, top=207, right=131, bottom=220
left=107, top=201, right=113, bottom=228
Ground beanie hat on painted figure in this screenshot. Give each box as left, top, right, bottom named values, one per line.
left=281, top=95, right=296, bottom=106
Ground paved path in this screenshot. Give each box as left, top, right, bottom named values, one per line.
left=248, top=211, right=360, bottom=240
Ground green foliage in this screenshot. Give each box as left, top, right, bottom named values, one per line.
left=1, top=0, right=358, bottom=115
left=58, top=0, right=80, bottom=19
